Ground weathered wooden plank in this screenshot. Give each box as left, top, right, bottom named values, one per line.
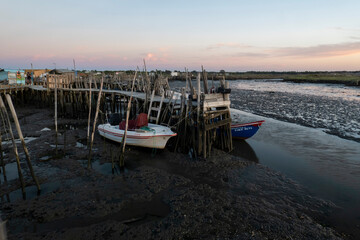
left=204, top=93, right=224, bottom=100
left=203, top=100, right=230, bottom=109
left=204, top=118, right=232, bottom=131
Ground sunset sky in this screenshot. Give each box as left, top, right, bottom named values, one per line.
left=1, top=0, right=360, bottom=71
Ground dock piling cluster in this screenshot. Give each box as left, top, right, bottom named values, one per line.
left=0, top=66, right=233, bottom=184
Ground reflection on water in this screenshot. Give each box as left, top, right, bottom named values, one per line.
left=78, top=158, right=128, bottom=176
left=231, top=109, right=360, bottom=237
left=232, top=109, right=360, bottom=201
left=91, top=160, right=128, bottom=176
left=230, top=140, right=259, bottom=163
left=154, top=80, right=360, bottom=235
left=0, top=181, right=62, bottom=203
left=0, top=162, right=19, bottom=182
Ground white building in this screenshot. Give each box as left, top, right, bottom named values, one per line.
left=171, top=71, right=179, bottom=77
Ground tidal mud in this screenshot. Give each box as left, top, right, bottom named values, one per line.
left=0, top=105, right=348, bottom=239
left=229, top=83, right=360, bottom=142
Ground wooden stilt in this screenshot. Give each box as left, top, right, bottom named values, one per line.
left=88, top=76, right=104, bottom=168
left=197, top=73, right=201, bottom=155
left=119, top=70, right=138, bottom=167
left=54, top=76, right=58, bottom=155
left=186, top=68, right=193, bottom=96
left=0, top=123, right=6, bottom=181
left=111, top=146, right=114, bottom=173
left=0, top=96, right=25, bottom=197
left=87, top=76, right=92, bottom=146
left=111, top=93, right=115, bottom=113
left=143, top=59, right=150, bottom=113
left=5, top=94, right=41, bottom=191
left=201, top=65, right=209, bottom=94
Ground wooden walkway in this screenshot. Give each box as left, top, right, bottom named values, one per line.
left=1, top=71, right=233, bottom=158
left=28, top=85, right=172, bottom=103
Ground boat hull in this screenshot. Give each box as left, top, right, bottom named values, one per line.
left=98, top=123, right=177, bottom=149
left=231, top=120, right=265, bottom=139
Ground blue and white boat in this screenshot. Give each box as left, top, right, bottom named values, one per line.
left=231, top=120, right=265, bottom=139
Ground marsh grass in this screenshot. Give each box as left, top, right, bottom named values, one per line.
left=223, top=72, right=360, bottom=86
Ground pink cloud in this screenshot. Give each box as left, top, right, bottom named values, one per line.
left=147, top=53, right=154, bottom=59
left=273, top=42, right=360, bottom=58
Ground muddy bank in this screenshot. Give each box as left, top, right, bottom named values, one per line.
left=282, top=78, right=360, bottom=86
left=230, top=89, right=360, bottom=142
left=169, top=79, right=360, bottom=142
left=0, top=106, right=347, bottom=239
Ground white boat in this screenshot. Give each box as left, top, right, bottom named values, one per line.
left=98, top=123, right=177, bottom=149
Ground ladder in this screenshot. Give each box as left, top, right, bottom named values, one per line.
left=159, top=90, right=176, bottom=124
left=167, top=90, right=185, bottom=126
left=167, top=100, right=181, bottom=126
left=147, top=90, right=164, bottom=124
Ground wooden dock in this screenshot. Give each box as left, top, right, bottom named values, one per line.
left=0, top=70, right=232, bottom=158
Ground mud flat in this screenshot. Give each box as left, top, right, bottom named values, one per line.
left=229, top=86, right=360, bottom=142
left=0, top=105, right=348, bottom=239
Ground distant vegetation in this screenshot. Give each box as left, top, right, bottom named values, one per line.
left=170, top=71, right=360, bottom=86
left=51, top=69, right=360, bottom=86
left=224, top=71, right=360, bottom=86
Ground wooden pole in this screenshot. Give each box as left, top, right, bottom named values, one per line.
left=225, top=81, right=232, bottom=151
left=111, top=146, right=114, bottom=173
left=119, top=70, right=138, bottom=167
left=197, top=73, right=201, bottom=155
left=31, top=63, right=34, bottom=85
left=186, top=68, right=193, bottom=96
left=201, top=65, right=209, bottom=94
left=54, top=76, right=58, bottom=155
left=174, top=87, right=186, bottom=152
left=221, top=76, right=225, bottom=88
left=46, top=74, right=49, bottom=91
left=203, top=126, right=207, bottom=158
left=0, top=124, right=6, bottom=181
left=88, top=76, right=104, bottom=168
left=0, top=95, right=25, bottom=196
left=73, top=59, right=76, bottom=81
left=197, top=73, right=201, bottom=122
left=184, top=87, right=190, bottom=147
left=87, top=75, right=92, bottom=146
left=143, top=59, right=150, bottom=113
left=185, top=69, right=189, bottom=93
left=5, top=94, right=40, bottom=191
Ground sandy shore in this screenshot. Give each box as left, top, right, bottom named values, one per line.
left=0, top=105, right=347, bottom=239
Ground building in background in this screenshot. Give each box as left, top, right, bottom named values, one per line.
left=24, top=69, right=50, bottom=78
left=0, top=69, right=25, bottom=85
left=171, top=71, right=180, bottom=77
left=0, top=69, right=7, bottom=82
